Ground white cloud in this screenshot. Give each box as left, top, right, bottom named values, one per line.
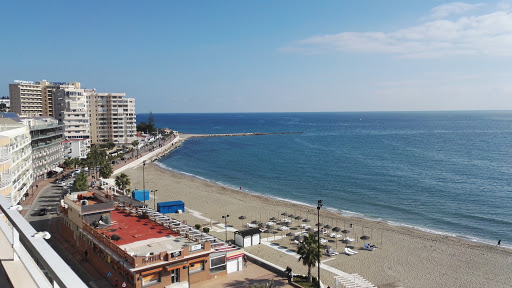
left=283, top=3, right=512, bottom=58
left=430, top=2, right=483, bottom=19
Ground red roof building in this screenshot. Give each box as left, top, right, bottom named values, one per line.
left=59, top=191, right=244, bottom=288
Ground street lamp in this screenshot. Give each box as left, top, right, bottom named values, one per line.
left=222, top=215, right=229, bottom=242
left=317, top=200, right=322, bottom=288
left=142, top=160, right=146, bottom=206
left=152, top=190, right=158, bottom=211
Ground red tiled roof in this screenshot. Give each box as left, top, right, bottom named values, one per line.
left=98, top=209, right=180, bottom=246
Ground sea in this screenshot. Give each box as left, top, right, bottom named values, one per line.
left=138, top=111, right=512, bottom=248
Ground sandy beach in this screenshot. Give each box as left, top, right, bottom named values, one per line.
left=118, top=160, right=512, bottom=288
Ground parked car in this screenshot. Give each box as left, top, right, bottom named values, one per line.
left=38, top=208, right=48, bottom=216
left=47, top=170, right=58, bottom=178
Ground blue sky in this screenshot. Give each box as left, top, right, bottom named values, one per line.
left=1, top=1, right=512, bottom=113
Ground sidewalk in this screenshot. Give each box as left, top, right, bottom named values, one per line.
left=192, top=260, right=294, bottom=288
left=50, top=217, right=110, bottom=288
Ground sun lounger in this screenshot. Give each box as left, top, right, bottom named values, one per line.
left=343, top=237, right=355, bottom=243
left=344, top=247, right=357, bottom=255
left=363, top=244, right=373, bottom=251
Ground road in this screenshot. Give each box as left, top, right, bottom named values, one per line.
left=24, top=178, right=68, bottom=233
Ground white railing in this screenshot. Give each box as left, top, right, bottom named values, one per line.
left=0, top=195, right=87, bottom=288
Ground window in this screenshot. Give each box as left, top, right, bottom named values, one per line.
left=210, top=255, right=226, bottom=273
left=189, top=261, right=204, bottom=274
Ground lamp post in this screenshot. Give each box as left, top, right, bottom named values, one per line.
left=222, top=215, right=229, bottom=242
left=142, top=160, right=146, bottom=206
left=317, top=200, right=322, bottom=288
left=152, top=190, right=158, bottom=211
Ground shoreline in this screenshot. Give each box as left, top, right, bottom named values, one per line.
left=118, top=161, right=512, bottom=287
left=152, top=157, right=507, bottom=250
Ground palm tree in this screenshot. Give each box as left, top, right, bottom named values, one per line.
left=131, top=140, right=139, bottom=158
left=297, top=232, right=321, bottom=283
left=99, top=163, right=113, bottom=179
left=63, top=157, right=73, bottom=169
left=87, top=146, right=108, bottom=178
left=71, top=157, right=81, bottom=169
left=115, top=173, right=131, bottom=195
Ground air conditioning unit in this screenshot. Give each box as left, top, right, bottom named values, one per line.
left=81, top=200, right=88, bottom=206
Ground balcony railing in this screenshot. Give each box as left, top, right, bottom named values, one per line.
left=0, top=195, right=87, bottom=288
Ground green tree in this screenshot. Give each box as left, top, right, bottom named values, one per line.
left=148, top=112, right=155, bottom=134
left=115, top=173, right=131, bottom=194
left=131, top=140, right=139, bottom=158
left=63, top=157, right=73, bottom=169
left=297, top=232, right=321, bottom=283
left=99, top=163, right=113, bottom=179
left=71, top=157, right=81, bottom=169
left=100, top=163, right=114, bottom=179
left=72, top=172, right=88, bottom=192
left=136, top=122, right=148, bottom=133
left=87, top=146, right=108, bottom=178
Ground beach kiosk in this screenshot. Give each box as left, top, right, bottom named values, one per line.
left=157, top=200, right=185, bottom=213
left=234, top=228, right=261, bottom=247
left=131, top=189, right=149, bottom=202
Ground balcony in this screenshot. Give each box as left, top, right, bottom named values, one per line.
left=0, top=195, right=86, bottom=288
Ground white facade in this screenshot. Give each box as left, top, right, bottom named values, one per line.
left=0, top=118, right=33, bottom=205
left=61, top=139, right=88, bottom=159
left=20, top=117, right=64, bottom=180
left=87, top=90, right=136, bottom=145
left=54, top=85, right=90, bottom=148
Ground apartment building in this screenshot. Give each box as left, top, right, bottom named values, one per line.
left=9, top=80, right=43, bottom=117
left=0, top=118, right=33, bottom=205
left=54, top=84, right=90, bottom=148
left=23, top=117, right=64, bottom=180
left=87, top=90, right=137, bottom=145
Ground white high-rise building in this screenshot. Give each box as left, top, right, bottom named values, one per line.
left=87, top=90, right=136, bottom=145
left=0, top=118, right=33, bottom=205
left=53, top=84, right=90, bottom=148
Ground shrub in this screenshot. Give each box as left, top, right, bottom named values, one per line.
left=203, top=227, right=210, bottom=233
left=195, top=224, right=202, bottom=230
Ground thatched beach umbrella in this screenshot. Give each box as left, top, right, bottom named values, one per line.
left=341, top=229, right=350, bottom=234
left=316, top=222, right=324, bottom=227
left=288, top=214, right=294, bottom=218
left=360, top=235, right=370, bottom=240
left=332, top=227, right=341, bottom=232
left=286, top=232, right=294, bottom=237
left=272, top=230, right=278, bottom=240
left=270, top=217, right=277, bottom=221
left=251, top=220, right=260, bottom=224
left=303, top=219, right=311, bottom=223
left=295, top=216, right=302, bottom=220
left=238, top=216, right=246, bottom=228
left=324, top=224, right=332, bottom=230
left=281, top=212, right=287, bottom=216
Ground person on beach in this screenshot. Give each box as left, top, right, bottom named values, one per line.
left=243, top=255, right=248, bottom=267
left=497, top=239, right=501, bottom=246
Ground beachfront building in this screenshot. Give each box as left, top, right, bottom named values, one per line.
left=87, top=90, right=137, bottom=146
left=59, top=192, right=244, bottom=288
left=9, top=80, right=43, bottom=117
left=0, top=113, right=64, bottom=181
left=8, top=80, right=72, bottom=117
left=53, top=84, right=91, bottom=149
left=0, top=118, right=33, bottom=205
left=24, top=117, right=64, bottom=180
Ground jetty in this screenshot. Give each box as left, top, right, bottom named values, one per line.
left=183, top=132, right=303, bottom=138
